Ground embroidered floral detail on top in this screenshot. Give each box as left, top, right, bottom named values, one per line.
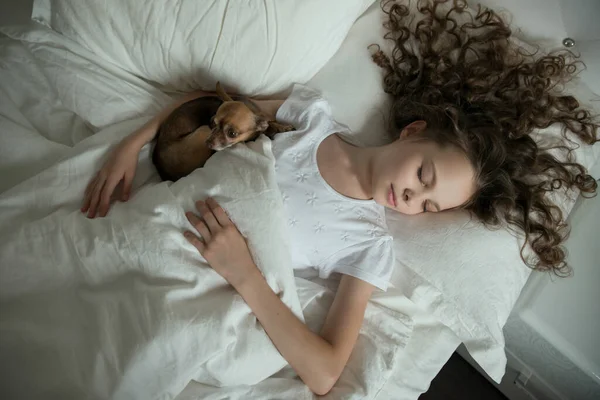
left=313, top=222, right=325, bottom=233
left=305, top=192, right=318, bottom=206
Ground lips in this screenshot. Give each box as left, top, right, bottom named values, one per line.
left=388, top=184, right=397, bottom=208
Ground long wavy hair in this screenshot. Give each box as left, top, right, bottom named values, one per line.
left=370, top=0, right=599, bottom=276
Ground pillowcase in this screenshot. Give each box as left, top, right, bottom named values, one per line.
left=31, top=0, right=374, bottom=95
left=384, top=210, right=531, bottom=383
left=307, top=0, right=599, bottom=384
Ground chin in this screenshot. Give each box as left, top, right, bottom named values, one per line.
left=373, top=192, right=387, bottom=208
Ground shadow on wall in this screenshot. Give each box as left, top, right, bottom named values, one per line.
left=0, top=0, right=34, bottom=26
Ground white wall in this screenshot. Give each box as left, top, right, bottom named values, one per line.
left=559, top=0, right=600, bottom=99
left=504, top=191, right=600, bottom=400
left=478, top=0, right=600, bottom=96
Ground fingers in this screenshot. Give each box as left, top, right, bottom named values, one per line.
left=184, top=231, right=205, bottom=253
left=186, top=212, right=212, bottom=241
left=184, top=199, right=235, bottom=258
left=87, top=176, right=106, bottom=218
left=98, top=176, right=121, bottom=217
left=205, top=197, right=231, bottom=226
left=81, top=175, right=98, bottom=213
left=196, top=200, right=220, bottom=232
left=122, top=171, right=133, bottom=201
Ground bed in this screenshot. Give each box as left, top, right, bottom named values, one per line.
left=0, top=1, right=598, bottom=399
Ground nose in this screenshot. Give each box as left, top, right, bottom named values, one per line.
left=402, top=186, right=425, bottom=204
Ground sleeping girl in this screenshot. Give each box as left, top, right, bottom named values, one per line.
left=81, top=0, right=598, bottom=394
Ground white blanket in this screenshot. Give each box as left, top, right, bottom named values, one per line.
left=0, top=115, right=308, bottom=397
left=0, top=23, right=450, bottom=400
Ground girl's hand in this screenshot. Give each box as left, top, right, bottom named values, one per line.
left=81, top=137, right=142, bottom=218
left=184, top=198, right=259, bottom=287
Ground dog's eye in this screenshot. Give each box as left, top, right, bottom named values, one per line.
left=209, top=117, right=216, bottom=128
left=228, top=131, right=238, bottom=138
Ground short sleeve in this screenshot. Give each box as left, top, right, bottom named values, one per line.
left=319, top=237, right=396, bottom=291
left=275, top=84, right=348, bottom=134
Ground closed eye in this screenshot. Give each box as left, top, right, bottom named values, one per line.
left=417, top=165, right=428, bottom=187
left=418, top=165, right=427, bottom=212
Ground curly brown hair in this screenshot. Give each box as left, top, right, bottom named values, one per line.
left=370, top=0, right=599, bottom=276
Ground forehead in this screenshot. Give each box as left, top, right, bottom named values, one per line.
left=215, top=102, right=257, bottom=131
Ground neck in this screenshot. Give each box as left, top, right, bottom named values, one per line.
left=336, top=135, right=376, bottom=200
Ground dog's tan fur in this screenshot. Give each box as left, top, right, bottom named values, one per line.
left=152, top=82, right=294, bottom=181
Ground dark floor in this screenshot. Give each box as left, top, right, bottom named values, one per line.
left=419, top=353, right=508, bottom=400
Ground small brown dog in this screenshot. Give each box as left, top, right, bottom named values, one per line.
left=152, top=82, right=294, bottom=181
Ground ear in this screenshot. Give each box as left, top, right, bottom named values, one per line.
left=399, top=120, right=427, bottom=139
left=215, top=81, right=234, bottom=102
left=264, top=121, right=295, bottom=139
left=255, top=117, right=269, bottom=133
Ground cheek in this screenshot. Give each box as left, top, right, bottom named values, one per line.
left=379, top=158, right=412, bottom=188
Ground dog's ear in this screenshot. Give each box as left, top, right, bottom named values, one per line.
left=255, top=117, right=270, bottom=133
left=264, top=121, right=295, bottom=139
left=215, top=81, right=234, bottom=102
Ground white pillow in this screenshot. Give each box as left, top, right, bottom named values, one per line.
left=384, top=210, right=531, bottom=383
left=31, top=0, right=374, bottom=95
left=307, top=1, right=599, bottom=384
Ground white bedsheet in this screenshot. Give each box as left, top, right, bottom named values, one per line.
left=0, top=23, right=445, bottom=400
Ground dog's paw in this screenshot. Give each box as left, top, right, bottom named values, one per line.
left=279, top=124, right=295, bottom=132
left=266, top=121, right=295, bottom=138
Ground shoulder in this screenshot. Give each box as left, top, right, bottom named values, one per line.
left=275, top=84, right=333, bottom=125
left=287, top=84, right=327, bottom=103
left=320, top=235, right=395, bottom=292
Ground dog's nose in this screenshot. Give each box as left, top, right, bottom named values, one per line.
left=205, top=138, right=217, bottom=150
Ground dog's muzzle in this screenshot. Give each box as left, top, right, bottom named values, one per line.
left=205, top=130, right=232, bottom=151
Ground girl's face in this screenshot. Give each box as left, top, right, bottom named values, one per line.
left=371, top=121, right=476, bottom=215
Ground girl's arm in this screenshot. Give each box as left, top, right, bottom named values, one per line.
left=254, top=99, right=286, bottom=120
left=184, top=198, right=374, bottom=395
left=83, top=92, right=285, bottom=218
left=82, top=89, right=213, bottom=218
left=128, top=90, right=216, bottom=148
left=238, top=270, right=373, bottom=395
